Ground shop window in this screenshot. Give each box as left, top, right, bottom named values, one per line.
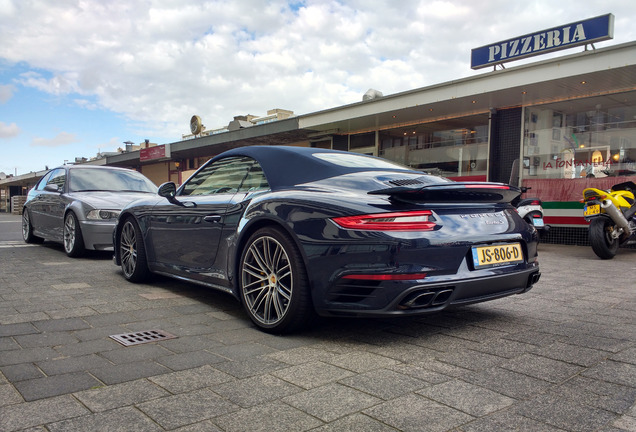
left=522, top=95, right=636, bottom=180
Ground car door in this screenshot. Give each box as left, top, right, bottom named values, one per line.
left=37, top=168, right=67, bottom=240
left=147, top=156, right=256, bottom=284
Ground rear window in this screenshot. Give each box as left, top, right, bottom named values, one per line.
left=313, top=152, right=410, bottom=170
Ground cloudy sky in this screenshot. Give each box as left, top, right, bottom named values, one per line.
left=1, top=0, right=635, bottom=176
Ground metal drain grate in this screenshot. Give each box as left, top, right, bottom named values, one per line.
left=109, top=329, right=176, bottom=346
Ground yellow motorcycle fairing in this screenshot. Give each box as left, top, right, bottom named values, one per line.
left=582, top=187, right=634, bottom=210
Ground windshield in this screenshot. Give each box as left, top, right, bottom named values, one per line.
left=69, top=168, right=156, bottom=193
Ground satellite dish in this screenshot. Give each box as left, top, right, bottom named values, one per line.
left=190, top=115, right=202, bottom=135
left=0, top=172, right=6, bottom=180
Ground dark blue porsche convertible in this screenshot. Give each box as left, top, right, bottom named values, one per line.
left=113, top=146, right=540, bottom=333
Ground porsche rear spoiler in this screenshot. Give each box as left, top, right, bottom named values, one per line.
left=368, top=182, right=522, bottom=204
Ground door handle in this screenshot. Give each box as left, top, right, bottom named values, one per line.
left=204, top=215, right=222, bottom=223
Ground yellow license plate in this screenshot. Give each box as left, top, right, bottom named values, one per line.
left=584, top=204, right=600, bottom=216
left=472, top=243, right=524, bottom=269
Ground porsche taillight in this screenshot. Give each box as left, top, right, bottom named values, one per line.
left=332, top=210, right=436, bottom=231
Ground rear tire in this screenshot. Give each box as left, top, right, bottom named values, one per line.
left=22, top=209, right=44, bottom=244
left=119, top=218, right=150, bottom=282
left=239, top=227, right=313, bottom=334
left=589, top=217, right=619, bottom=259
left=63, top=212, right=85, bottom=257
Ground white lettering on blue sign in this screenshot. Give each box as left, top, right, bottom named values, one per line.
left=471, top=14, right=613, bottom=70
left=487, top=24, right=586, bottom=62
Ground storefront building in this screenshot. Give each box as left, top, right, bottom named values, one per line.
left=2, top=18, right=635, bottom=246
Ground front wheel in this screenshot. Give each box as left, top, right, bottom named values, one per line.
left=119, top=218, right=150, bottom=282
left=22, top=209, right=44, bottom=244
left=64, top=212, right=85, bottom=257
left=239, top=227, right=313, bottom=334
left=589, top=217, right=619, bottom=259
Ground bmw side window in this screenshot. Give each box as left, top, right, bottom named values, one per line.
left=180, top=157, right=253, bottom=196
left=46, top=169, right=66, bottom=191
left=35, top=171, right=54, bottom=191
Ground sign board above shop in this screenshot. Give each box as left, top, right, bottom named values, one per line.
left=471, top=13, right=614, bottom=70
left=140, top=144, right=171, bottom=162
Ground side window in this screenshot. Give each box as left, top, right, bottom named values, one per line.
left=180, top=157, right=254, bottom=196
left=35, top=171, right=54, bottom=191
left=46, top=169, right=66, bottom=191
left=238, top=163, right=269, bottom=192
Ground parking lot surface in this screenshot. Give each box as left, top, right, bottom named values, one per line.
left=1, top=212, right=635, bottom=431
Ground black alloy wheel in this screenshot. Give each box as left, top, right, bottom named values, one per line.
left=120, top=218, right=150, bottom=282
left=63, top=212, right=85, bottom=257
left=239, top=226, right=312, bottom=334
left=22, top=209, right=43, bottom=244
left=589, top=217, right=620, bottom=259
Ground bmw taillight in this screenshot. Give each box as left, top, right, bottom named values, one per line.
left=332, top=210, right=436, bottom=231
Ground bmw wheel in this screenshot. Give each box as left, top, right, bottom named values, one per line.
left=120, top=218, right=150, bottom=282
left=589, top=217, right=619, bottom=259
left=239, top=227, right=312, bottom=334
left=63, top=212, right=85, bottom=257
left=22, top=209, right=43, bottom=244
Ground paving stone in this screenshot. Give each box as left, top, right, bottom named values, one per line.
left=213, top=400, right=323, bottom=432
left=310, top=413, right=399, bottom=431
left=31, top=318, right=91, bottom=334
left=13, top=371, right=102, bottom=401
left=339, top=368, right=429, bottom=400
left=74, top=379, right=170, bottom=412
left=284, top=383, right=381, bottom=422
left=213, top=374, right=303, bottom=407
left=99, top=343, right=175, bottom=364
left=46, top=406, right=162, bottom=432
left=14, top=332, right=80, bottom=348
left=534, top=341, right=611, bottom=367
left=416, top=379, right=516, bottom=416
left=0, top=346, right=59, bottom=367
left=149, top=365, right=235, bottom=394
left=156, top=349, right=226, bottom=370
left=36, top=354, right=112, bottom=376
left=0, top=322, right=38, bottom=337
left=512, top=393, right=618, bottom=432
left=464, top=366, right=553, bottom=399
left=582, top=360, right=636, bottom=387
left=0, top=383, right=23, bottom=407
left=137, top=388, right=239, bottom=430
left=500, top=353, right=584, bottom=383
left=0, top=395, right=89, bottom=431
left=460, top=410, right=568, bottom=431
left=213, top=356, right=288, bottom=378
left=364, top=393, right=474, bottom=432
left=271, top=361, right=354, bottom=389
left=209, top=342, right=278, bottom=361
left=325, top=351, right=399, bottom=373
left=0, top=363, right=45, bottom=382
left=89, top=361, right=171, bottom=385
left=266, top=345, right=338, bottom=365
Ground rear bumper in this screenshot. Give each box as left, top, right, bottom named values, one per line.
left=316, top=264, right=540, bottom=317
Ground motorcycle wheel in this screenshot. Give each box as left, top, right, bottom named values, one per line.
left=589, top=217, right=619, bottom=259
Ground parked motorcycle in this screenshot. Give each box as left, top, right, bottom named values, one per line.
left=582, top=181, right=636, bottom=259
left=513, top=187, right=550, bottom=238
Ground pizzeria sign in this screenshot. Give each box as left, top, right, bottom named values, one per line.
left=471, top=13, right=614, bottom=70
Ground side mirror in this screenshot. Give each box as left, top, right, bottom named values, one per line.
left=158, top=182, right=176, bottom=198
left=44, top=184, right=61, bottom=193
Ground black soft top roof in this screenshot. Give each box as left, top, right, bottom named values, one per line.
left=211, top=145, right=416, bottom=189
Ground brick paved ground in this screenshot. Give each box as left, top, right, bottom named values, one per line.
left=1, top=212, right=635, bottom=431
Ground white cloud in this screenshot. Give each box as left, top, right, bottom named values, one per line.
left=1, top=0, right=635, bottom=143
left=31, top=132, right=78, bottom=147
left=0, top=121, right=20, bottom=138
